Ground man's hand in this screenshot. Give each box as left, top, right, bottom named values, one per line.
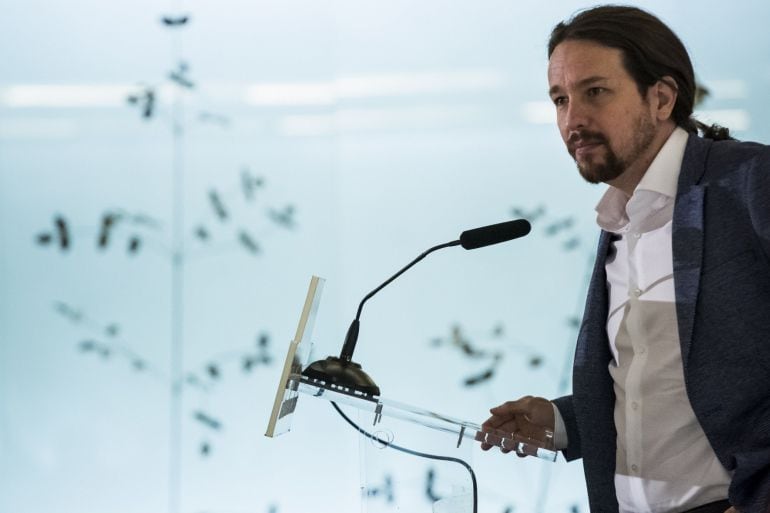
left=479, top=395, right=555, bottom=455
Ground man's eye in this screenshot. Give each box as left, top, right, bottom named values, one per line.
left=587, top=87, right=606, bottom=97
left=552, top=96, right=567, bottom=107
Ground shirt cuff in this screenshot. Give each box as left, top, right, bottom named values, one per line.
left=552, top=402, right=569, bottom=450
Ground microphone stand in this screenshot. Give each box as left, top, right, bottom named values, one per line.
left=302, top=239, right=462, bottom=398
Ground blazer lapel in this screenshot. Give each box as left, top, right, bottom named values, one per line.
left=575, top=231, right=612, bottom=367
left=574, top=230, right=621, bottom=511
left=672, top=135, right=712, bottom=367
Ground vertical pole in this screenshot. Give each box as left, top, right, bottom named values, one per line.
left=168, top=8, right=185, bottom=513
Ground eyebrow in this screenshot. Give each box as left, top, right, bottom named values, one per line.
left=549, top=75, right=610, bottom=96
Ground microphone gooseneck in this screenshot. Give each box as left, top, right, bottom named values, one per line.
left=301, top=219, right=531, bottom=398
left=338, top=239, right=461, bottom=363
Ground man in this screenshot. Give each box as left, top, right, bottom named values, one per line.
left=480, top=6, right=770, bottom=513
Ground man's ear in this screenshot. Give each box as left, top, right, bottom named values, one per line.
left=652, top=76, right=678, bottom=121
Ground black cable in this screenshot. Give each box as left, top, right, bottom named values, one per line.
left=331, top=401, right=478, bottom=513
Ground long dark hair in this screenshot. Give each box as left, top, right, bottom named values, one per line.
left=548, top=5, right=732, bottom=140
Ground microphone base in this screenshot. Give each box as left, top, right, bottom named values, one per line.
left=302, top=356, right=381, bottom=398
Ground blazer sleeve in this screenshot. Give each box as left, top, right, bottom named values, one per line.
left=733, top=144, right=770, bottom=513
left=552, top=394, right=582, bottom=461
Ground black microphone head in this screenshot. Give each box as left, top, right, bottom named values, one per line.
left=459, top=219, right=531, bottom=250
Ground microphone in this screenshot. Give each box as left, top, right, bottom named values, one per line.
left=459, top=219, right=531, bottom=250
left=301, top=219, right=531, bottom=398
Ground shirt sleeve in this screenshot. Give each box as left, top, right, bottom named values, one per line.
left=552, top=401, right=569, bottom=450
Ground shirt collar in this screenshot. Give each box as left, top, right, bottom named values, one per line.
left=595, top=127, right=688, bottom=232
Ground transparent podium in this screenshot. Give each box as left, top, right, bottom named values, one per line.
left=266, top=276, right=557, bottom=512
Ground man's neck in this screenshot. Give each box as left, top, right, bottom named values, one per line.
left=607, top=122, right=677, bottom=197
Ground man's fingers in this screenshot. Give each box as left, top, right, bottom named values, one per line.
left=481, top=414, right=521, bottom=438
left=476, top=431, right=495, bottom=451
left=479, top=396, right=555, bottom=457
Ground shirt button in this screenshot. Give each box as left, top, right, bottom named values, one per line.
left=631, top=464, right=639, bottom=472
left=632, top=288, right=642, bottom=297
left=633, top=232, right=641, bottom=239
left=638, top=347, right=647, bottom=354
left=631, top=402, right=639, bottom=410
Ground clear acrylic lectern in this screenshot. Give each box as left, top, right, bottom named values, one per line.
left=266, top=276, right=556, bottom=512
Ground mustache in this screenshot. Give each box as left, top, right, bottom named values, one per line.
left=567, top=130, right=608, bottom=150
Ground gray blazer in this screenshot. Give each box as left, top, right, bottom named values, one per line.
left=553, top=134, right=770, bottom=513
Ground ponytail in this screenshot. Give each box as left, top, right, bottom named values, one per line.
left=682, top=118, right=735, bottom=141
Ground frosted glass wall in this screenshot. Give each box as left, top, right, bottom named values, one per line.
left=1, top=1, right=768, bottom=512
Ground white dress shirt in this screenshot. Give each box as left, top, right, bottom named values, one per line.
left=554, top=128, right=731, bottom=512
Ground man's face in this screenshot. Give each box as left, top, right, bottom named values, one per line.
left=547, top=39, right=658, bottom=185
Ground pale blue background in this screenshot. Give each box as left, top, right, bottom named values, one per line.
left=1, top=1, right=768, bottom=512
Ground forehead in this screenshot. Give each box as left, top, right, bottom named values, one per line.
left=547, top=39, right=630, bottom=89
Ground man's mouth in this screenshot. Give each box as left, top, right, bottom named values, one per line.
left=570, top=140, right=605, bottom=159
left=575, top=142, right=603, bottom=157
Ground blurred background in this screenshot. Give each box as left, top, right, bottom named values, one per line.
left=1, top=0, right=768, bottom=512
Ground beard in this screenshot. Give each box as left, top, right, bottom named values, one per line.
left=568, top=113, right=656, bottom=185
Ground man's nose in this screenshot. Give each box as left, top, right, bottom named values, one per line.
left=562, top=99, right=589, bottom=132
